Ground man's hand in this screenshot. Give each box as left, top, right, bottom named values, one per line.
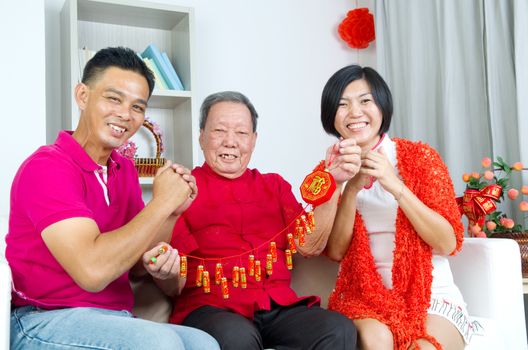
left=152, top=161, right=192, bottom=215
left=169, top=163, right=198, bottom=216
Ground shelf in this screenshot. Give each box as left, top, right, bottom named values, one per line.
left=149, top=90, right=191, bottom=109
left=61, top=0, right=196, bottom=173
left=139, top=177, right=154, bottom=185
left=77, top=0, right=189, bottom=30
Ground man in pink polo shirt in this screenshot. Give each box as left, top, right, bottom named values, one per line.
left=5, top=47, right=219, bottom=350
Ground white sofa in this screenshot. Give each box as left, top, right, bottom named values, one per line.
left=2, top=213, right=527, bottom=349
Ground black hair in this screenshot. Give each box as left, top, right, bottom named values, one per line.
left=320, top=65, right=393, bottom=138
left=82, top=46, right=155, bottom=98
left=200, top=91, right=259, bottom=132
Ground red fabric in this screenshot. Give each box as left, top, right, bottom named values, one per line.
left=169, top=163, right=319, bottom=324
left=328, top=139, right=464, bottom=349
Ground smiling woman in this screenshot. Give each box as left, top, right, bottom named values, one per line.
left=312, top=64, right=471, bottom=350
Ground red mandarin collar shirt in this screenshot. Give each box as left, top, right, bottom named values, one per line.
left=169, top=163, right=319, bottom=324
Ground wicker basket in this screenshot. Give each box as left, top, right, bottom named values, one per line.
left=491, top=231, right=528, bottom=278
left=135, top=119, right=166, bottom=177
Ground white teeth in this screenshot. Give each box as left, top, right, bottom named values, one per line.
left=109, top=124, right=125, bottom=134
left=348, top=122, right=367, bottom=130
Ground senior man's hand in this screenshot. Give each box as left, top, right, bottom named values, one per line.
left=142, top=242, right=181, bottom=281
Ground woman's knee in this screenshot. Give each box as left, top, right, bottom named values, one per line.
left=360, top=329, right=393, bottom=350
left=354, top=319, right=393, bottom=350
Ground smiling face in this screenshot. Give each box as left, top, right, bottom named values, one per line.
left=334, top=78, right=382, bottom=151
left=199, top=101, right=257, bottom=179
left=73, top=66, right=149, bottom=164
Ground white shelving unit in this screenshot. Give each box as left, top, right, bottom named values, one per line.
left=60, top=0, right=196, bottom=172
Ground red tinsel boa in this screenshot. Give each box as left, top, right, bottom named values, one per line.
left=328, top=139, right=464, bottom=349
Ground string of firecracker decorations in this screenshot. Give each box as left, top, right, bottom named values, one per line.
left=175, top=207, right=315, bottom=299
left=169, top=160, right=335, bottom=299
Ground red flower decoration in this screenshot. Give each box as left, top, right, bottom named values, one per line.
left=338, top=8, right=375, bottom=49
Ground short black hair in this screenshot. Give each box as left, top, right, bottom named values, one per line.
left=82, top=46, right=155, bottom=98
left=321, top=65, right=393, bottom=138
left=199, top=91, right=259, bottom=132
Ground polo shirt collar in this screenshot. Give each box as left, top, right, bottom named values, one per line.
left=55, top=130, right=123, bottom=172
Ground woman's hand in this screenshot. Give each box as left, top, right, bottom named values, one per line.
left=326, top=138, right=362, bottom=184
left=142, top=242, right=181, bottom=281
left=360, top=147, right=402, bottom=198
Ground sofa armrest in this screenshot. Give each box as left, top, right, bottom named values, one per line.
left=448, top=237, right=527, bottom=349
left=1, top=215, right=10, bottom=349
left=0, top=259, right=11, bottom=350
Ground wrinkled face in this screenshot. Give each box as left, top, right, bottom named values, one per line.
left=199, top=101, right=257, bottom=179
left=76, top=66, right=149, bottom=152
left=334, top=79, right=382, bottom=151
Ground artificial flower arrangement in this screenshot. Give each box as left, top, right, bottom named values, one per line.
left=116, top=117, right=166, bottom=176
left=458, top=156, right=528, bottom=237
left=117, top=140, right=138, bottom=161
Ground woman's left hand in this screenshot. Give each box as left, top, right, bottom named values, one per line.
left=360, top=147, right=403, bottom=197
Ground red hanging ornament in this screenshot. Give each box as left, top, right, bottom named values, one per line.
left=202, top=270, right=211, bottom=293
left=248, top=255, right=255, bottom=276
left=294, top=219, right=301, bottom=239
left=232, top=266, right=240, bottom=288
left=266, top=254, right=273, bottom=276
left=287, top=233, right=297, bottom=253
left=457, top=184, right=502, bottom=229
left=269, top=241, right=277, bottom=262
left=196, top=265, right=204, bottom=287
left=255, top=260, right=262, bottom=282
left=285, top=249, right=293, bottom=270
left=307, top=210, right=315, bottom=231
left=221, top=277, right=229, bottom=299
left=300, top=161, right=336, bottom=206
left=298, top=228, right=305, bottom=247
left=300, top=215, right=312, bottom=234
left=338, top=8, right=375, bottom=49
left=240, top=267, right=247, bottom=289
left=180, top=256, right=187, bottom=278
left=215, top=263, right=223, bottom=285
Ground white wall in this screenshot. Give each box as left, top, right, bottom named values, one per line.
left=178, top=0, right=376, bottom=198
left=0, top=1, right=46, bottom=217
left=44, top=0, right=375, bottom=201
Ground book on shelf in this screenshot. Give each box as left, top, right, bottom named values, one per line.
left=142, top=57, right=169, bottom=90
left=141, top=44, right=184, bottom=91
left=161, top=52, right=184, bottom=90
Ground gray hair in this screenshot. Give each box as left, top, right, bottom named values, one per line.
left=199, top=91, right=258, bottom=132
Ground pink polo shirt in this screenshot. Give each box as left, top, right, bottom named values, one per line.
left=6, top=131, right=144, bottom=311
